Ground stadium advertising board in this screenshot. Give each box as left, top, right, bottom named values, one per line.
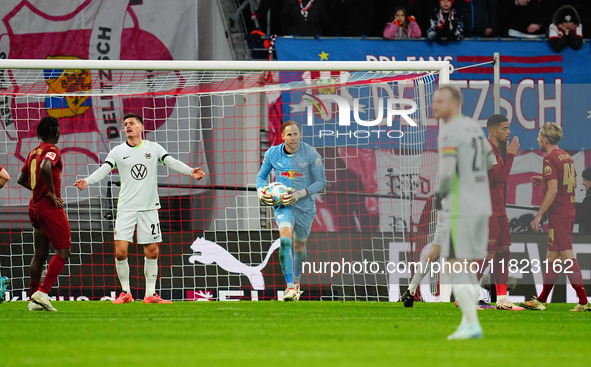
left=275, top=38, right=591, bottom=151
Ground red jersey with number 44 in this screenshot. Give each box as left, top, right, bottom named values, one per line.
left=21, top=142, right=63, bottom=209
left=543, top=148, right=576, bottom=223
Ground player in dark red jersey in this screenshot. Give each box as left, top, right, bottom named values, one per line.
left=521, top=122, right=590, bottom=311
left=17, top=117, right=71, bottom=312
left=482, top=114, right=523, bottom=310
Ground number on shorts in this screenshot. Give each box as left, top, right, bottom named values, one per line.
left=151, top=223, right=160, bottom=235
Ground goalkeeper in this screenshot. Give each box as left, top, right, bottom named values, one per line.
left=74, top=113, right=205, bottom=304
left=256, top=121, right=326, bottom=301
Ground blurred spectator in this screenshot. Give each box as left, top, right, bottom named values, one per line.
left=454, top=0, right=498, bottom=37
left=548, top=5, right=583, bottom=52
left=427, top=0, right=464, bottom=41
left=372, top=0, right=406, bottom=36
left=557, top=0, right=591, bottom=38
left=500, top=0, right=555, bottom=38
left=333, top=0, right=374, bottom=36
left=282, top=0, right=331, bottom=36
left=576, top=167, right=591, bottom=233
left=408, top=0, right=440, bottom=35
left=383, top=6, right=422, bottom=39
left=251, top=0, right=286, bottom=35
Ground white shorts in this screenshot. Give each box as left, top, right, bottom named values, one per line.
left=440, top=215, right=488, bottom=260
left=114, top=210, right=162, bottom=244
left=433, top=210, right=450, bottom=246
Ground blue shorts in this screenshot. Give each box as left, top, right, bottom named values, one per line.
left=273, top=205, right=315, bottom=241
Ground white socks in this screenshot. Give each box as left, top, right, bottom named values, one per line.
left=144, top=258, right=158, bottom=297
left=115, top=258, right=130, bottom=293
left=116, top=257, right=159, bottom=297
left=409, top=259, right=431, bottom=295
left=451, top=271, right=480, bottom=327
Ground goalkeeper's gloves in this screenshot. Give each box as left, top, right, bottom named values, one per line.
left=282, top=188, right=307, bottom=206
left=257, top=186, right=274, bottom=206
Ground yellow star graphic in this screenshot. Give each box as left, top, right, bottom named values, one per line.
left=318, top=51, right=329, bottom=61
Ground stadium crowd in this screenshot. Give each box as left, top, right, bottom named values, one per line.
left=250, top=0, right=588, bottom=45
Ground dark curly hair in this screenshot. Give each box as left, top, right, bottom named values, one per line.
left=37, top=116, right=60, bottom=142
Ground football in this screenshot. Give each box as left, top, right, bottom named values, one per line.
left=267, top=182, right=288, bottom=206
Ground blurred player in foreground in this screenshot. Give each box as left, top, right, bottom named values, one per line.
left=433, top=86, right=493, bottom=340
left=257, top=121, right=326, bottom=301
left=18, top=117, right=70, bottom=311
left=480, top=114, right=523, bottom=310
left=521, top=123, right=590, bottom=312
left=0, top=165, right=10, bottom=303
left=74, top=113, right=205, bottom=304
left=401, top=208, right=448, bottom=308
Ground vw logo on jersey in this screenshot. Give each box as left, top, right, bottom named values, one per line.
left=131, top=164, right=148, bottom=180
left=145, top=152, right=152, bottom=159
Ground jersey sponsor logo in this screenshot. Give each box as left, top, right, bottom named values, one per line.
left=131, top=164, right=147, bottom=180
left=45, top=152, right=57, bottom=160
left=145, top=153, right=152, bottom=159
left=276, top=162, right=284, bottom=168
left=315, top=157, right=322, bottom=167
left=280, top=170, right=304, bottom=179
left=299, top=162, right=308, bottom=168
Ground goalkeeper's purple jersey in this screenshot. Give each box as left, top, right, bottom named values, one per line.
left=256, top=142, right=326, bottom=211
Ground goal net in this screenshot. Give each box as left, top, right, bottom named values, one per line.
left=0, top=59, right=448, bottom=302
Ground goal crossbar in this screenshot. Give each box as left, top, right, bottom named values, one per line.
left=0, top=59, right=450, bottom=82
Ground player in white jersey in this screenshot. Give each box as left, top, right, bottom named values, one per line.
left=74, top=113, right=205, bottom=304
left=433, top=86, right=493, bottom=340
left=401, top=206, right=448, bottom=307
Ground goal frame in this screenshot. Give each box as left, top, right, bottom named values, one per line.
left=0, top=59, right=450, bottom=82
left=0, top=59, right=450, bottom=302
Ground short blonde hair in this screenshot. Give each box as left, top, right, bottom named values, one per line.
left=437, top=85, right=462, bottom=104
left=540, top=122, right=562, bottom=145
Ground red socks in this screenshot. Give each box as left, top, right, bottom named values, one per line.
left=537, top=264, right=560, bottom=303
left=39, top=256, right=66, bottom=294
left=566, top=259, right=588, bottom=305
left=493, top=251, right=510, bottom=296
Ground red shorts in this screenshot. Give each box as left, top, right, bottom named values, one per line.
left=547, top=222, right=573, bottom=252
left=488, top=215, right=512, bottom=251
left=29, top=205, right=71, bottom=250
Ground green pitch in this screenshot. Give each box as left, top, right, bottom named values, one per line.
left=1, top=301, right=589, bottom=366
